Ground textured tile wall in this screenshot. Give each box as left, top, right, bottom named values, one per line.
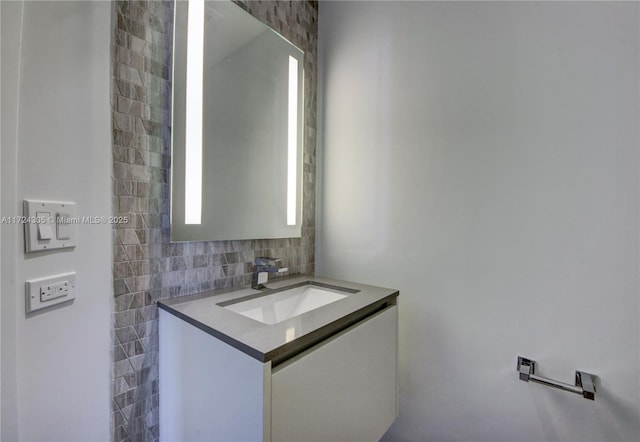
left=111, top=1, right=318, bottom=440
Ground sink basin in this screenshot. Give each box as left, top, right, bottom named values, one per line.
left=222, top=283, right=354, bottom=325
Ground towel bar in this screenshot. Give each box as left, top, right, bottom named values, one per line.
left=517, top=356, right=596, bottom=400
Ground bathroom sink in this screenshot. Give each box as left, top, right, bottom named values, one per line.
left=221, top=283, right=354, bottom=325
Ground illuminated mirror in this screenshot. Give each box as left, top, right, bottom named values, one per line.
left=171, top=0, right=304, bottom=241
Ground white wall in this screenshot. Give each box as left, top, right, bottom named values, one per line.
left=1, top=1, right=112, bottom=440
left=0, top=3, right=4, bottom=437
left=317, top=2, right=639, bottom=441
left=2, top=2, right=24, bottom=438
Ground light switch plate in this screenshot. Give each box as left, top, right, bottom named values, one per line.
left=23, top=200, right=76, bottom=252
left=25, top=272, right=76, bottom=313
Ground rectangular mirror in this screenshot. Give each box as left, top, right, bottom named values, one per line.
left=171, top=0, right=304, bottom=241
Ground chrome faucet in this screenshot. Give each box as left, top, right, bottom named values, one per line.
left=251, top=257, right=288, bottom=289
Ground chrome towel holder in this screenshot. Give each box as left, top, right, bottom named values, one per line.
left=517, top=356, right=596, bottom=400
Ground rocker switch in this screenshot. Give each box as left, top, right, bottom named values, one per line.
left=36, top=212, right=53, bottom=240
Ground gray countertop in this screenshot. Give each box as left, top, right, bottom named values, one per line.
left=158, top=275, right=399, bottom=365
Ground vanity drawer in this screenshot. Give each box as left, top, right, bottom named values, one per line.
left=271, top=306, right=398, bottom=442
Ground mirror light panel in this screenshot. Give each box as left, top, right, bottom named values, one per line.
left=287, top=55, right=298, bottom=226
left=185, top=0, right=204, bottom=224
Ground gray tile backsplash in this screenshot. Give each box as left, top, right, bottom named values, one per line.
left=111, top=1, right=318, bottom=440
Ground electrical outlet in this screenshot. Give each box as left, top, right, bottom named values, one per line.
left=40, top=285, right=54, bottom=302
left=40, top=281, right=69, bottom=302
left=26, top=272, right=76, bottom=313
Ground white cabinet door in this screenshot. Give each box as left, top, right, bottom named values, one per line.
left=159, top=310, right=269, bottom=442
left=271, top=306, right=398, bottom=442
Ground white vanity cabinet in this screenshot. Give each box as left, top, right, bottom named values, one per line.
left=159, top=304, right=398, bottom=442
